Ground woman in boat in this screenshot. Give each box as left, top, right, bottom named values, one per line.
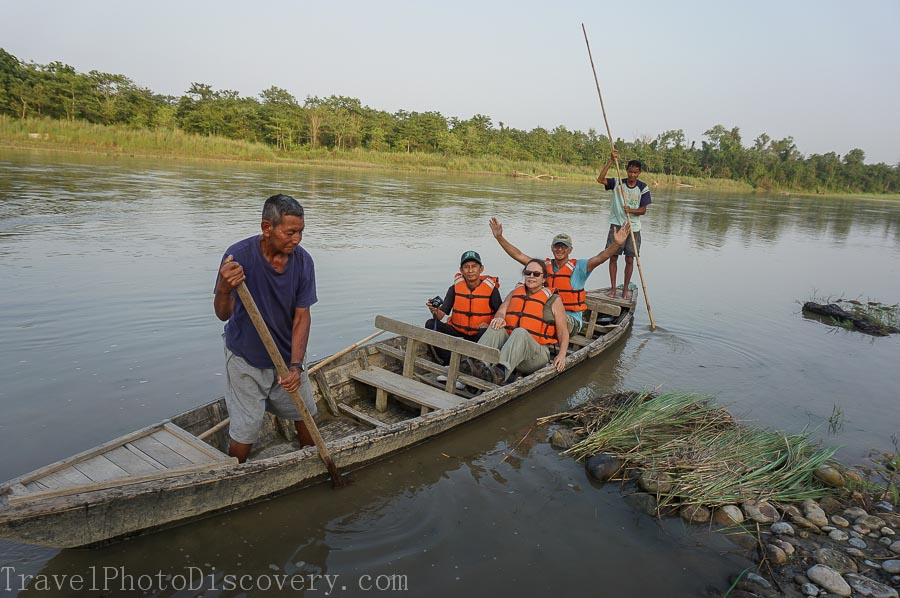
left=472, top=259, right=570, bottom=384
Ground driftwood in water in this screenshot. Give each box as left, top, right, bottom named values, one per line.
left=514, top=172, right=559, bottom=180
left=802, top=302, right=899, bottom=336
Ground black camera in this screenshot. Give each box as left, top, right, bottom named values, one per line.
left=428, top=296, right=443, bottom=308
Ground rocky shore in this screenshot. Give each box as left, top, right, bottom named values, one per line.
left=549, top=427, right=900, bottom=597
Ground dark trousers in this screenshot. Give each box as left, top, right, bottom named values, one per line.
left=424, top=319, right=485, bottom=364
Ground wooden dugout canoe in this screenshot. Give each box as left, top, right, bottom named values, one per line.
left=0, top=289, right=635, bottom=548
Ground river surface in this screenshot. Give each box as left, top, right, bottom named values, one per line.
left=1, top=149, right=899, bottom=597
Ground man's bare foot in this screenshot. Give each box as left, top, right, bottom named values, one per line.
left=606, top=288, right=617, bottom=298
left=622, top=290, right=634, bottom=301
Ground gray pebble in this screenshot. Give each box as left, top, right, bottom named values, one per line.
left=821, top=525, right=836, bottom=532
left=893, top=575, right=900, bottom=584
left=828, top=529, right=850, bottom=542
left=881, top=537, right=895, bottom=546
left=829, top=529, right=849, bottom=542
left=845, top=547, right=866, bottom=558
left=843, top=507, right=869, bottom=518
left=864, top=559, right=881, bottom=569
left=743, top=571, right=772, bottom=590
left=874, top=501, right=894, bottom=513
left=801, top=583, right=819, bottom=596
left=848, top=537, right=868, bottom=549
left=892, top=540, right=900, bottom=554
left=882, top=526, right=896, bottom=536
left=772, top=521, right=795, bottom=535
left=850, top=530, right=863, bottom=539
left=883, top=560, right=900, bottom=574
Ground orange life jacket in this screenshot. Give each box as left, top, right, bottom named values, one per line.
left=504, top=284, right=557, bottom=345
left=545, top=258, right=586, bottom=313
left=448, top=274, right=499, bottom=335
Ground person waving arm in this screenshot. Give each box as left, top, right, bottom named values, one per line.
left=585, top=221, right=631, bottom=274
left=489, top=218, right=531, bottom=266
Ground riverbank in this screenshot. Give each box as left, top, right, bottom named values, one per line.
left=543, top=392, right=900, bottom=597
left=0, top=115, right=838, bottom=196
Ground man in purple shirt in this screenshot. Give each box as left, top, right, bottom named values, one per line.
left=214, top=194, right=318, bottom=463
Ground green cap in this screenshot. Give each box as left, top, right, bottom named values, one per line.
left=551, top=234, right=573, bottom=248
left=460, top=250, right=482, bottom=265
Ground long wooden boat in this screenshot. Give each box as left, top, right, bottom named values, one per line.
left=0, top=289, right=635, bottom=548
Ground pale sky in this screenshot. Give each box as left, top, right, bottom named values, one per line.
left=4, top=0, right=899, bottom=164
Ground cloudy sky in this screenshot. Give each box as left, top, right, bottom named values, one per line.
left=4, top=0, right=899, bottom=164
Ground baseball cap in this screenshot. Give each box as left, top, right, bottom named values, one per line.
left=551, top=234, right=573, bottom=248
left=460, top=250, right=482, bottom=265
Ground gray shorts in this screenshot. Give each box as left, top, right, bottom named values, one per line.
left=224, top=345, right=317, bottom=444
left=606, top=224, right=642, bottom=257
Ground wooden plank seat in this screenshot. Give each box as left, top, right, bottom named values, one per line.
left=338, top=403, right=389, bottom=429
left=373, top=315, right=500, bottom=396
left=8, top=423, right=236, bottom=504
left=374, top=343, right=498, bottom=392
left=351, top=367, right=467, bottom=416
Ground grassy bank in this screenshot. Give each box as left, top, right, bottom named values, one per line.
left=4, top=116, right=890, bottom=197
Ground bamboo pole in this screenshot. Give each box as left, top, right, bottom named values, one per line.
left=582, top=23, right=657, bottom=330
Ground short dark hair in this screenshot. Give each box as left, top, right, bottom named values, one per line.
left=262, top=194, right=304, bottom=226
left=626, top=159, right=643, bottom=171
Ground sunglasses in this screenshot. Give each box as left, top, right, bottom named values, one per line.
left=523, top=270, right=543, bottom=277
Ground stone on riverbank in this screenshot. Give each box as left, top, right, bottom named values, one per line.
left=771, top=521, right=794, bottom=535
left=585, top=453, right=621, bottom=482
left=843, top=573, right=898, bottom=598
left=815, top=464, right=845, bottom=487
left=680, top=504, right=711, bottom=524
left=550, top=428, right=578, bottom=450
left=765, top=543, right=787, bottom=564
left=856, top=514, right=887, bottom=530
left=806, top=564, right=851, bottom=596
left=803, top=499, right=829, bottom=527
left=813, top=548, right=858, bottom=574
left=742, top=499, right=779, bottom=523
left=714, top=505, right=744, bottom=526
left=637, top=469, right=673, bottom=494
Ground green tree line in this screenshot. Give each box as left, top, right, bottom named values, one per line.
left=2, top=48, right=897, bottom=194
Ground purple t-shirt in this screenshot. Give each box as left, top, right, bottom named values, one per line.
left=216, top=235, right=317, bottom=369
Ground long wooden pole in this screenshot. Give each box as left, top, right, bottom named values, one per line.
left=235, top=282, right=345, bottom=486
left=582, top=23, right=657, bottom=330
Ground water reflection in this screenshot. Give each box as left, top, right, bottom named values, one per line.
left=1, top=150, right=898, bottom=597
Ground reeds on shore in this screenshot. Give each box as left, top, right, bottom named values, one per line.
left=548, top=392, right=837, bottom=508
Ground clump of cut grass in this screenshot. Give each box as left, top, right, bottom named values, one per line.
left=546, top=391, right=837, bottom=508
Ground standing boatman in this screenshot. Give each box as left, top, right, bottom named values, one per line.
left=596, top=149, right=652, bottom=300
left=213, top=194, right=318, bottom=463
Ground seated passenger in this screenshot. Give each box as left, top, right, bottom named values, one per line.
left=472, top=259, right=570, bottom=385
left=425, top=250, right=502, bottom=364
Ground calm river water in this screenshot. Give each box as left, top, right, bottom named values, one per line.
left=1, top=149, right=899, bottom=596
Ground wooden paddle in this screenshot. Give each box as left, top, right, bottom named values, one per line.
left=582, top=23, right=657, bottom=330
left=234, top=281, right=345, bottom=487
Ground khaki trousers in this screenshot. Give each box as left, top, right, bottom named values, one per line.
left=478, top=327, right=550, bottom=382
